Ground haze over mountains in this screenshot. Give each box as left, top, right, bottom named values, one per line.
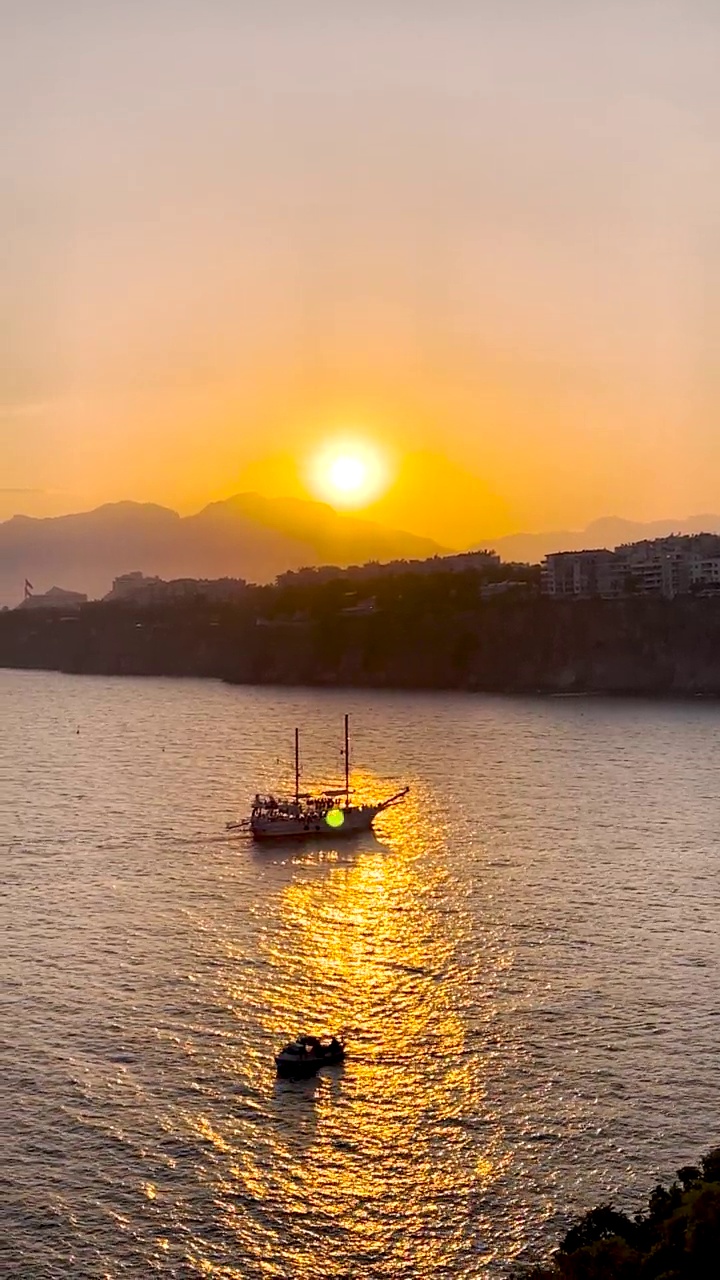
left=1, top=496, right=719, bottom=606
left=486, top=515, right=720, bottom=564
left=0, top=494, right=445, bottom=606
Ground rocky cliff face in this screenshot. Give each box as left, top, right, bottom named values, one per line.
left=2, top=596, right=719, bottom=696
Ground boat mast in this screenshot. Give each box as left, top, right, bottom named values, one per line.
left=294, top=727, right=300, bottom=803
left=344, top=713, right=349, bottom=806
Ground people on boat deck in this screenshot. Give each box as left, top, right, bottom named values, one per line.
left=253, top=793, right=342, bottom=821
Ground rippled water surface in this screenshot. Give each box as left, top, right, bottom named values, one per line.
left=2, top=670, right=719, bottom=1277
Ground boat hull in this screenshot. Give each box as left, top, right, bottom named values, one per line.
left=251, top=805, right=381, bottom=841
left=275, top=1055, right=320, bottom=1079
left=275, top=1049, right=345, bottom=1078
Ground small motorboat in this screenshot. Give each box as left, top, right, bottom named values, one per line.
left=275, top=1034, right=345, bottom=1079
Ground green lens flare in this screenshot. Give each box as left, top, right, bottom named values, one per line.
left=325, top=807, right=345, bottom=828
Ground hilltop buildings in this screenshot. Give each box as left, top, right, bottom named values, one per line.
left=104, top=571, right=249, bottom=603
left=542, top=534, right=720, bottom=599
left=17, top=586, right=88, bottom=610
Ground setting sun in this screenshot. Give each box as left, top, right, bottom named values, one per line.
left=307, top=439, right=390, bottom=510
left=328, top=454, right=368, bottom=496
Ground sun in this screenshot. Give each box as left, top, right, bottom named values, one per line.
left=328, top=454, right=368, bottom=496
left=307, top=438, right=390, bottom=509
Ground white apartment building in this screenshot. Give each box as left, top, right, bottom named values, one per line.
left=540, top=550, right=616, bottom=597
left=542, top=534, right=720, bottom=599
left=689, top=556, right=720, bottom=586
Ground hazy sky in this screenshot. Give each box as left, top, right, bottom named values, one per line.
left=1, top=1, right=718, bottom=541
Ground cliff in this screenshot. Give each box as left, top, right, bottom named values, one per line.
left=1, top=580, right=720, bottom=696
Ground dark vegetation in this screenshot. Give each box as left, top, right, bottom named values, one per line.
left=2, top=565, right=720, bottom=694
left=521, top=1148, right=720, bottom=1279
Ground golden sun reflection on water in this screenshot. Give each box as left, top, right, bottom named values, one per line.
left=206, top=777, right=515, bottom=1278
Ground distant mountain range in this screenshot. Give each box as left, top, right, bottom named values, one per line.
left=0, top=494, right=446, bottom=606
left=3, top=498, right=719, bottom=606
left=480, top=515, right=720, bottom=564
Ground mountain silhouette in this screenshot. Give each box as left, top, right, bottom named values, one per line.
left=474, top=514, right=720, bottom=563
left=4, top=499, right=719, bottom=605
left=0, top=494, right=446, bottom=605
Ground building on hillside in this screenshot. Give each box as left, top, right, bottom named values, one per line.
left=106, top=571, right=163, bottom=600
left=17, top=586, right=88, bottom=610
left=542, top=533, right=720, bottom=599
left=105, top=573, right=248, bottom=603
left=541, top=550, right=617, bottom=597
left=689, top=555, right=720, bottom=586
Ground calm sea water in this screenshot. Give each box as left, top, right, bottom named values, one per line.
left=2, top=669, right=719, bottom=1278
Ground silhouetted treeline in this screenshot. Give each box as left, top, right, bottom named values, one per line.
left=2, top=565, right=720, bottom=694
left=275, top=548, right=503, bottom=585
left=520, top=1147, right=720, bottom=1279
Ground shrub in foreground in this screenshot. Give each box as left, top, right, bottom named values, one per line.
left=521, top=1148, right=720, bottom=1279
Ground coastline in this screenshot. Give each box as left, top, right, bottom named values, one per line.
left=2, top=592, right=720, bottom=698
left=2, top=664, right=719, bottom=700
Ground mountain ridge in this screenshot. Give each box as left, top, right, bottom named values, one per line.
left=474, top=514, right=720, bottom=563
left=3, top=497, right=719, bottom=606
left=0, top=494, right=446, bottom=606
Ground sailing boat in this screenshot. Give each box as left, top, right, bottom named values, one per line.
left=230, top=715, right=408, bottom=841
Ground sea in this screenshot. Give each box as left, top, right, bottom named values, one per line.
left=2, top=669, right=719, bottom=1278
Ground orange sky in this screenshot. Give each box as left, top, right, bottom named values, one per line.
left=1, top=3, right=718, bottom=542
